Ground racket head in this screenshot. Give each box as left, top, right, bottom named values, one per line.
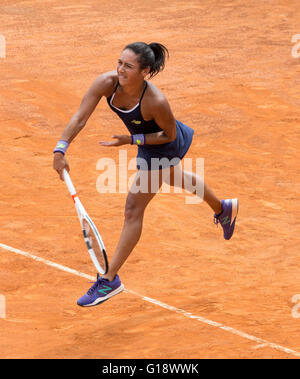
left=81, top=215, right=109, bottom=275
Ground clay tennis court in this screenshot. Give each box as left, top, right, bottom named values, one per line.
left=0, top=0, right=300, bottom=359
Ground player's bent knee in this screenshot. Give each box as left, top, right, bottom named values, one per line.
left=124, top=196, right=145, bottom=222
left=124, top=204, right=144, bottom=222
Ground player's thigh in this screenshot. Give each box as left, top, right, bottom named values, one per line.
left=125, top=170, right=163, bottom=217
left=163, top=164, right=184, bottom=188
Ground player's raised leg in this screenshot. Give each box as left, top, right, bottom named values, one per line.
left=166, top=165, right=238, bottom=240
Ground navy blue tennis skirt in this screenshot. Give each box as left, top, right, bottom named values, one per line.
left=136, top=120, right=194, bottom=170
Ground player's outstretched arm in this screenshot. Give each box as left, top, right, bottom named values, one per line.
left=53, top=72, right=116, bottom=180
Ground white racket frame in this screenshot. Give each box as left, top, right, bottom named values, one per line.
left=63, top=169, right=108, bottom=275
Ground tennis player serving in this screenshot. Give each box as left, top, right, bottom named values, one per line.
left=53, top=42, right=238, bottom=307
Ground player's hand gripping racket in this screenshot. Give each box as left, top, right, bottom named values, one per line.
left=63, top=169, right=109, bottom=275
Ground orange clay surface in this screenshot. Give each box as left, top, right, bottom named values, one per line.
left=0, top=0, right=300, bottom=359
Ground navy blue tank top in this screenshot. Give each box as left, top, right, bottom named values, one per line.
left=106, top=80, right=194, bottom=169
left=106, top=81, right=163, bottom=135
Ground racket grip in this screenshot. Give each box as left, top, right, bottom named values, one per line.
left=63, top=169, right=77, bottom=197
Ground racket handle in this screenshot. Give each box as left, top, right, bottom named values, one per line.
left=63, top=169, right=77, bottom=197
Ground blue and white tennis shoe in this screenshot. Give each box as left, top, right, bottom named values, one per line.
left=77, top=274, right=124, bottom=307
left=214, top=198, right=239, bottom=240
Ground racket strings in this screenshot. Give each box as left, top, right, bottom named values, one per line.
left=82, top=218, right=108, bottom=275
left=86, top=228, right=106, bottom=265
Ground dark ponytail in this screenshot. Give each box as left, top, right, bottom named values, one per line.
left=124, top=42, right=169, bottom=79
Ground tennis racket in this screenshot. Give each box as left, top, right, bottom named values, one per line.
left=63, top=169, right=109, bottom=275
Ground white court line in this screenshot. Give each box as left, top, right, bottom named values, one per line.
left=0, top=294, right=5, bottom=319
left=1, top=242, right=300, bottom=358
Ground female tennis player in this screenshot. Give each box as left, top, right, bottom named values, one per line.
left=53, top=42, right=238, bottom=307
